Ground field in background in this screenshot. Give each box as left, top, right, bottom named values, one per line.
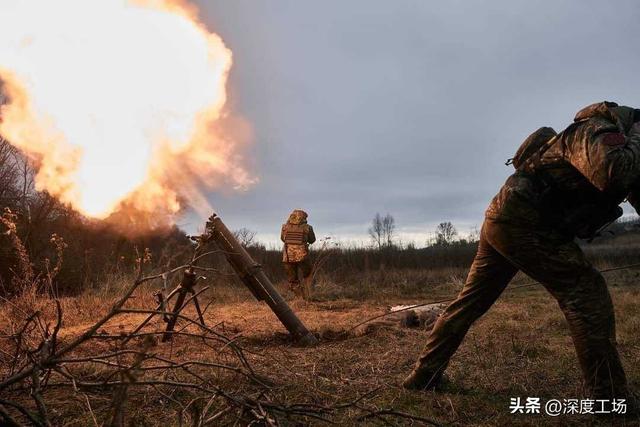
left=2, top=221, right=640, bottom=425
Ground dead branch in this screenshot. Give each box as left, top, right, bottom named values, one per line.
left=357, top=408, right=443, bottom=426
left=0, top=403, right=20, bottom=427
left=0, top=398, right=43, bottom=426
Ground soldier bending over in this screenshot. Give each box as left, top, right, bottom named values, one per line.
left=404, top=102, right=640, bottom=412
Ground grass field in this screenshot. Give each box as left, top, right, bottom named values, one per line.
left=2, top=262, right=639, bottom=426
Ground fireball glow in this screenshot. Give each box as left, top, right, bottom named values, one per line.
left=0, top=0, right=250, bottom=222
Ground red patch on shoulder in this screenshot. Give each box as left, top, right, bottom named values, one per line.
left=600, top=133, right=626, bottom=147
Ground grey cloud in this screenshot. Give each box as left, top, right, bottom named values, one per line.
left=187, top=0, right=640, bottom=244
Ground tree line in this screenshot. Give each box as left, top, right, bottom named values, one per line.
left=368, top=212, right=472, bottom=249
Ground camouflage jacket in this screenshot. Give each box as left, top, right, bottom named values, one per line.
left=281, top=210, right=316, bottom=263
left=486, top=102, right=640, bottom=233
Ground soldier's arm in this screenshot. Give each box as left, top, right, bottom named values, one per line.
left=567, top=122, right=640, bottom=195
left=307, top=226, right=316, bottom=244
left=280, top=225, right=286, bottom=242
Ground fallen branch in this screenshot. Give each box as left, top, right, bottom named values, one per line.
left=357, top=408, right=442, bottom=426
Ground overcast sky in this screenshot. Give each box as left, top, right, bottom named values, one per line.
left=182, top=0, right=640, bottom=247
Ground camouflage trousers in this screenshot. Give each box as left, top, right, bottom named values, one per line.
left=414, top=217, right=628, bottom=399
left=283, top=259, right=312, bottom=297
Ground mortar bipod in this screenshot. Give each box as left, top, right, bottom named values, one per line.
left=160, top=268, right=207, bottom=342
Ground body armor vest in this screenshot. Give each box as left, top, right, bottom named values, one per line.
left=283, top=224, right=306, bottom=245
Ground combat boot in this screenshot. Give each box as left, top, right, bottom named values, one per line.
left=287, top=280, right=300, bottom=297
left=402, top=367, right=447, bottom=391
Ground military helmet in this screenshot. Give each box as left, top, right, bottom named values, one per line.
left=287, top=209, right=308, bottom=225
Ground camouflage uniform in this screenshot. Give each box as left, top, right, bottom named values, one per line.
left=404, top=102, right=640, bottom=401
left=281, top=209, right=316, bottom=297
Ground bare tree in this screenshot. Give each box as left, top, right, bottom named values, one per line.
left=368, top=213, right=383, bottom=249
left=0, top=138, right=20, bottom=206
left=233, top=227, right=257, bottom=247
left=382, top=214, right=396, bottom=248
left=435, top=221, right=457, bottom=246
left=369, top=213, right=396, bottom=249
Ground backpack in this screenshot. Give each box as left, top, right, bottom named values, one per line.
left=506, top=126, right=558, bottom=172
left=507, top=102, right=622, bottom=171
left=507, top=121, right=622, bottom=239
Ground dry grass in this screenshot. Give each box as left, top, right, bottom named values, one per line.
left=3, top=268, right=639, bottom=426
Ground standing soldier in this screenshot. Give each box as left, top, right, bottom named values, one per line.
left=403, top=102, right=639, bottom=413
left=281, top=209, right=316, bottom=298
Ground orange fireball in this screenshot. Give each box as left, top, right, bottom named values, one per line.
left=0, top=0, right=252, bottom=223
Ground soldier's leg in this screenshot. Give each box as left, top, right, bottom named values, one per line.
left=404, top=222, right=518, bottom=389
left=295, top=264, right=306, bottom=298
left=486, top=222, right=628, bottom=399
left=299, top=258, right=312, bottom=279
left=288, top=263, right=306, bottom=298
left=299, top=258, right=313, bottom=300
left=283, top=262, right=299, bottom=292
